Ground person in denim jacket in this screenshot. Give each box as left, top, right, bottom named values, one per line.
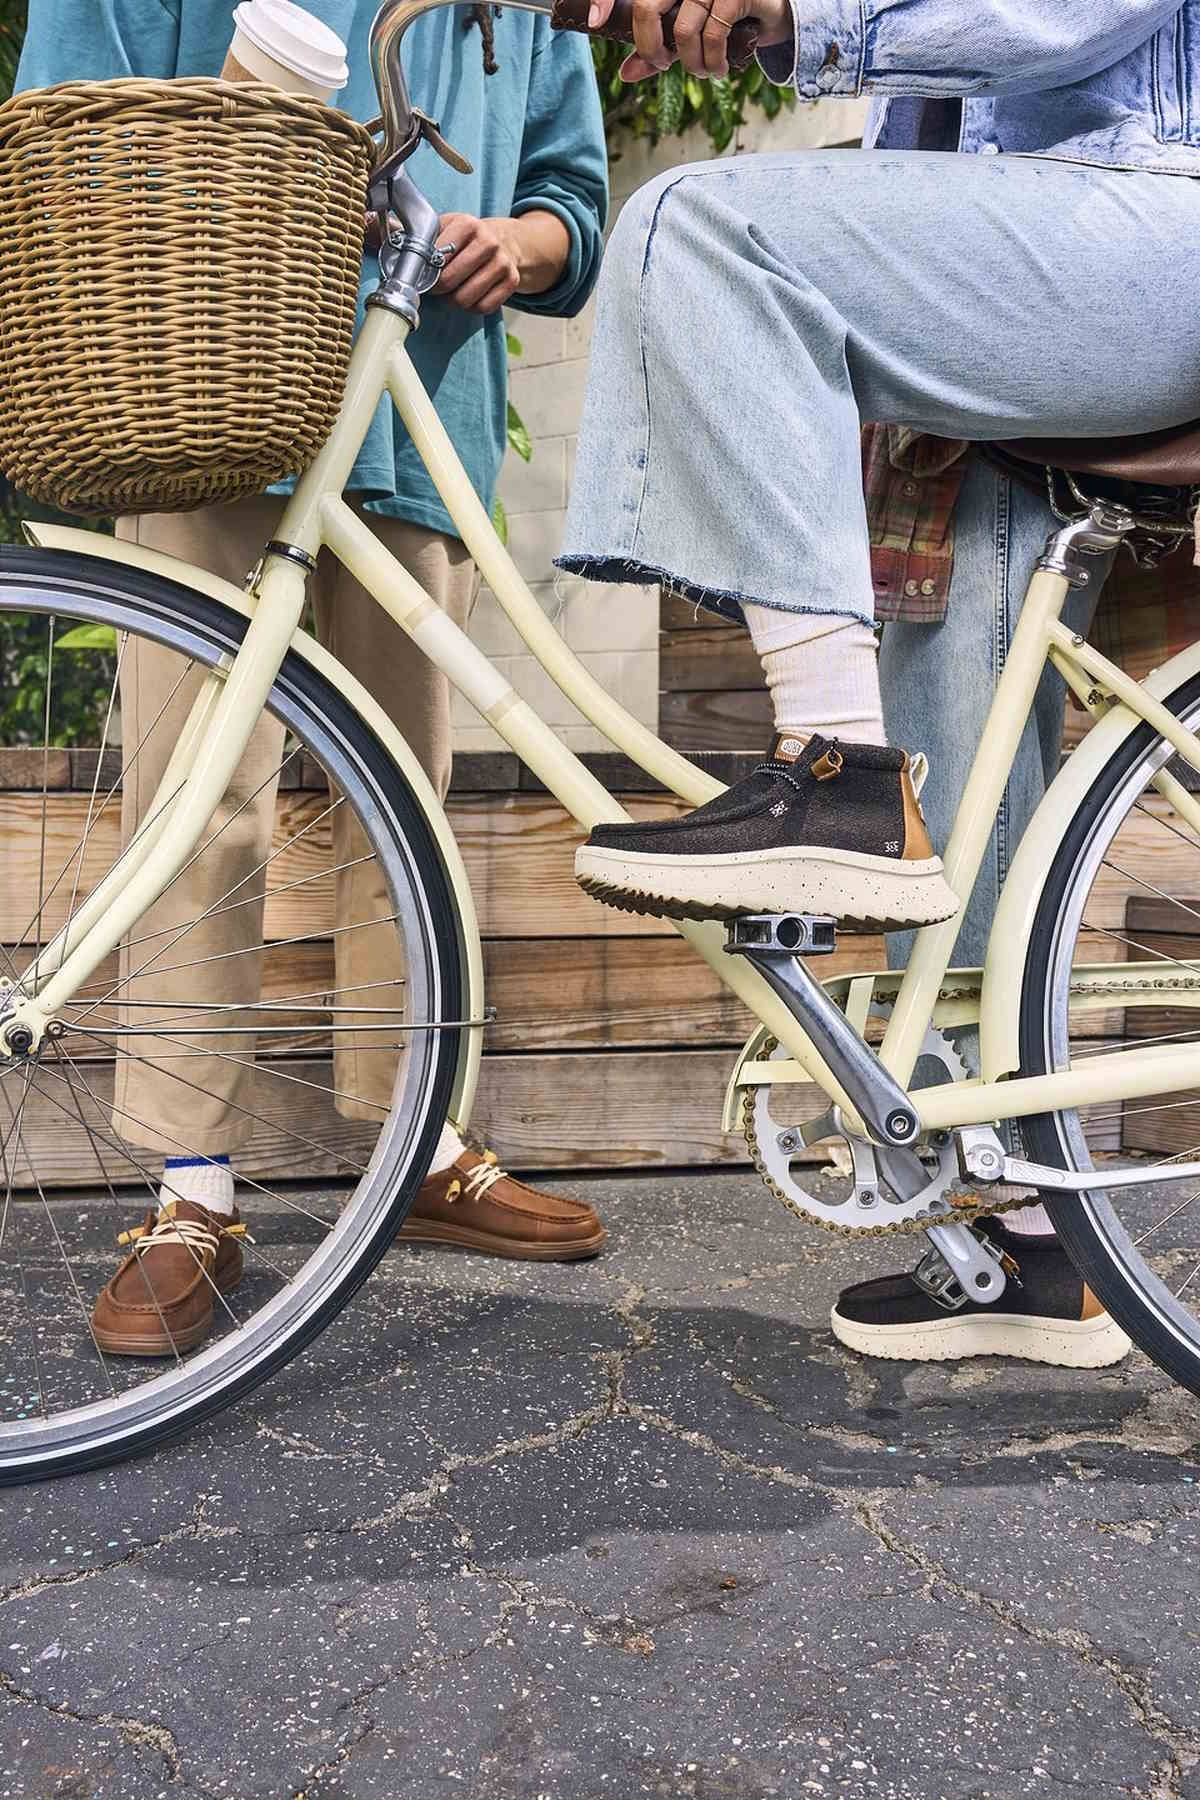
left=562, top=0, right=1200, bottom=1364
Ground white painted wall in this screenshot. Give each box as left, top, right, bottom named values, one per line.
left=453, top=96, right=870, bottom=754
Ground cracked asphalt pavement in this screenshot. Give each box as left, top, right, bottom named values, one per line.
left=2, top=1170, right=1200, bottom=1800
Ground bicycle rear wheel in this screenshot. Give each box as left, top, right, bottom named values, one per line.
left=0, top=547, right=467, bottom=1481
left=1019, top=665, right=1200, bottom=1394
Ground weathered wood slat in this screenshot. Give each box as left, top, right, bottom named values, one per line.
left=470, top=1048, right=799, bottom=1170
left=481, top=934, right=887, bottom=1051
left=12, top=1047, right=787, bottom=1185
left=661, top=628, right=762, bottom=693
left=659, top=687, right=771, bottom=753
left=0, top=791, right=692, bottom=944
left=12, top=1057, right=380, bottom=1188
left=1119, top=895, right=1200, bottom=1153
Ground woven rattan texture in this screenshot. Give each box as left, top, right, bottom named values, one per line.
left=0, top=79, right=374, bottom=515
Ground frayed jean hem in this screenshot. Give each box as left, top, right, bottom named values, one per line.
left=553, top=553, right=876, bottom=631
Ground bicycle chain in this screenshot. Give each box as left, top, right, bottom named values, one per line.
left=740, top=1037, right=1036, bottom=1241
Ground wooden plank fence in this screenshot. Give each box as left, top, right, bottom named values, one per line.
left=0, top=722, right=1188, bottom=1183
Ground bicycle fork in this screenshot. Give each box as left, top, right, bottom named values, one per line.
left=0, top=554, right=309, bottom=1053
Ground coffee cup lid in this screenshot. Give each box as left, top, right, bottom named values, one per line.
left=233, top=0, right=350, bottom=90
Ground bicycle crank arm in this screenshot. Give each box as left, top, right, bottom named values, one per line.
left=725, top=915, right=920, bottom=1148
left=959, top=1127, right=1200, bottom=1195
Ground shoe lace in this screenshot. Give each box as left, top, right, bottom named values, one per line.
left=117, top=1208, right=251, bottom=1258
left=446, top=1148, right=507, bottom=1205
left=752, top=746, right=843, bottom=794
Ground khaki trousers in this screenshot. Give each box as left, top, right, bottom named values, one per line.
left=112, top=497, right=478, bottom=1153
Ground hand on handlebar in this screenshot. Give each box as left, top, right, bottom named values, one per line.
left=588, top=0, right=791, bottom=80
left=433, top=212, right=572, bottom=314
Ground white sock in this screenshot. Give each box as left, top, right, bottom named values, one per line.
left=1001, top=1201, right=1056, bottom=1238
left=159, top=1154, right=235, bottom=1218
left=743, top=604, right=886, bottom=746
left=428, top=1122, right=465, bottom=1175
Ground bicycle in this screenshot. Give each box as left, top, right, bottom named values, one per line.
left=3, top=0, right=1200, bottom=1481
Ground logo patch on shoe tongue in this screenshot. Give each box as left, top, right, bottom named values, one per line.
left=771, top=734, right=808, bottom=764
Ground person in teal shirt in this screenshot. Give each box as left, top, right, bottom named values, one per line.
left=14, top=2, right=613, bottom=1355
left=16, top=1, right=608, bottom=537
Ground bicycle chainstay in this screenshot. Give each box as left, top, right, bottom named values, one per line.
left=740, top=1036, right=1036, bottom=1240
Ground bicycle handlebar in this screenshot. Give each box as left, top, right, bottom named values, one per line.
left=368, top=0, right=760, bottom=175
left=549, top=0, right=759, bottom=71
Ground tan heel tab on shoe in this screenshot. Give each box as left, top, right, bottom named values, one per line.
left=900, top=755, right=935, bottom=861
left=1081, top=1284, right=1106, bottom=1321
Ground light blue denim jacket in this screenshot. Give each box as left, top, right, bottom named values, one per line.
left=763, top=1, right=1200, bottom=175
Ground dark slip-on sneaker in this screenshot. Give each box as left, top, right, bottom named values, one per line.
left=575, top=734, right=959, bottom=932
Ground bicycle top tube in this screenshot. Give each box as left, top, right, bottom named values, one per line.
left=369, top=0, right=555, bottom=170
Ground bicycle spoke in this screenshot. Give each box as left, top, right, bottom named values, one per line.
left=45, top=1040, right=185, bottom=1372
left=1102, top=857, right=1200, bottom=931
left=64, top=974, right=407, bottom=1027
left=1133, top=1187, right=1200, bottom=1247
left=0, top=1070, right=50, bottom=1418
left=66, top=850, right=375, bottom=973
left=2, top=1058, right=117, bottom=1397
left=101, top=912, right=403, bottom=987
left=32, top=1058, right=245, bottom=1331
left=71, top=772, right=334, bottom=1028
left=58, top=1021, right=370, bottom=1179
left=49, top=1029, right=353, bottom=1224
left=59, top=632, right=128, bottom=968
left=1132, top=797, right=1200, bottom=855
left=32, top=616, right=56, bottom=968
left=17, top=656, right=194, bottom=959
left=1083, top=916, right=1200, bottom=978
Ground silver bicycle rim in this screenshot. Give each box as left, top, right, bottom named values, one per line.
left=0, top=565, right=455, bottom=1477
left=1041, top=685, right=1200, bottom=1361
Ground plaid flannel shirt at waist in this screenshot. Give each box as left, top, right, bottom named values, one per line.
left=862, top=422, right=1200, bottom=679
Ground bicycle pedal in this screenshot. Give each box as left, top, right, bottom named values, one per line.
left=724, top=913, right=838, bottom=957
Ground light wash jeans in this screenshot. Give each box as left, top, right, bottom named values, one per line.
left=558, top=148, right=1200, bottom=628
left=881, top=452, right=1098, bottom=975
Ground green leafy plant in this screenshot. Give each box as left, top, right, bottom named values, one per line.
left=496, top=329, right=533, bottom=546
left=0, top=1, right=24, bottom=100
left=593, top=41, right=793, bottom=153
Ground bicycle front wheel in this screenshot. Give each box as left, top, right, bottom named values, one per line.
left=0, top=547, right=468, bottom=1481
left=1019, top=663, right=1200, bottom=1394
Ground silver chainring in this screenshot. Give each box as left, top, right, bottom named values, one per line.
left=743, top=1005, right=976, bottom=1237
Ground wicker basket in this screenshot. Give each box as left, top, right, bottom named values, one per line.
left=0, top=79, right=375, bottom=516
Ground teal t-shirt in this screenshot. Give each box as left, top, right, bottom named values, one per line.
left=16, top=1, right=609, bottom=538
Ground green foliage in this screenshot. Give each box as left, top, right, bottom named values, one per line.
left=506, top=400, right=532, bottom=463
left=0, top=2, right=25, bottom=101
left=593, top=41, right=793, bottom=152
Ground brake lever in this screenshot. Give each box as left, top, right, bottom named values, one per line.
left=366, top=106, right=474, bottom=180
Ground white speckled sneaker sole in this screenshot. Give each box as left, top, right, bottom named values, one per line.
left=830, top=1305, right=1132, bottom=1367
left=575, top=841, right=960, bottom=933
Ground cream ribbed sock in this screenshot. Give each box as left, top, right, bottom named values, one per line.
left=428, top=1122, right=465, bottom=1175
left=159, top=1154, right=235, bottom=1218
left=743, top=604, right=886, bottom=746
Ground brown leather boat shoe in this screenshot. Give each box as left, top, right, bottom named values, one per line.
left=91, top=1199, right=247, bottom=1358
left=399, top=1148, right=606, bottom=1260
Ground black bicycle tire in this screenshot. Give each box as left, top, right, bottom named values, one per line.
left=0, top=546, right=466, bottom=1480
left=1019, top=663, right=1200, bottom=1395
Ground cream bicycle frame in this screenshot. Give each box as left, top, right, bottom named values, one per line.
left=18, top=300, right=1200, bottom=1142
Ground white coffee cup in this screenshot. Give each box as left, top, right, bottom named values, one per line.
left=225, top=0, right=349, bottom=102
